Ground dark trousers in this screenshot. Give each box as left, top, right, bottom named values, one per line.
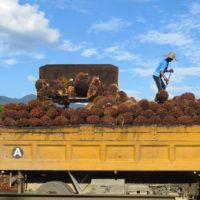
left=153, top=75, right=166, bottom=91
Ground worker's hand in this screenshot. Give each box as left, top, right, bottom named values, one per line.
left=165, top=79, right=169, bottom=85
left=169, top=69, right=174, bottom=73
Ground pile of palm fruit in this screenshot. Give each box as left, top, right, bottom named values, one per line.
left=35, top=72, right=102, bottom=106
left=1, top=87, right=200, bottom=127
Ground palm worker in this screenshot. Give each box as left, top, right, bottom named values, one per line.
left=153, top=52, right=176, bottom=92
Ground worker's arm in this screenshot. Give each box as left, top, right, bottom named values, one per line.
left=160, top=71, right=167, bottom=81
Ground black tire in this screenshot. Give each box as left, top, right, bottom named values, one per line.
left=36, top=181, right=74, bottom=194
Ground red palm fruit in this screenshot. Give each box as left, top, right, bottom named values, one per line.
left=3, top=103, right=17, bottom=111
left=30, top=107, right=45, bottom=118
left=148, top=116, right=161, bottom=124
left=28, top=99, right=42, bottom=110
left=1, top=110, right=18, bottom=120
left=130, top=104, right=143, bottom=118
left=107, top=84, right=118, bottom=97
left=86, top=115, right=100, bottom=124
left=2, top=118, right=16, bottom=126
left=93, top=96, right=105, bottom=104
left=174, top=98, right=189, bottom=111
left=188, top=100, right=199, bottom=110
left=142, top=109, right=156, bottom=119
left=69, top=114, right=82, bottom=125
left=149, top=102, right=160, bottom=112
left=97, top=84, right=107, bottom=96
left=68, top=86, right=76, bottom=98
left=156, top=106, right=167, bottom=119
left=116, top=112, right=133, bottom=125
left=90, top=107, right=104, bottom=117
left=178, top=115, right=193, bottom=125
left=40, top=115, right=53, bottom=126
left=156, top=90, right=169, bottom=103
left=138, top=99, right=149, bottom=110
left=169, top=107, right=183, bottom=118
left=76, top=108, right=91, bottom=120
left=85, top=102, right=94, bottom=111
left=54, top=116, right=69, bottom=126
left=56, top=106, right=63, bottom=115
left=193, top=116, right=200, bottom=124
left=29, top=118, right=42, bottom=126
left=133, top=116, right=147, bottom=125
left=162, top=100, right=174, bottom=112
left=161, top=115, right=177, bottom=125
left=61, top=108, right=76, bottom=119
left=121, top=97, right=136, bottom=108
left=46, top=107, right=59, bottom=119
left=41, top=100, right=56, bottom=111
left=118, top=104, right=130, bottom=114
left=184, top=107, right=197, bottom=117
left=87, top=76, right=101, bottom=99
left=118, top=91, right=128, bottom=102
left=53, top=83, right=66, bottom=97
left=101, top=115, right=116, bottom=125
left=16, top=118, right=30, bottom=127
left=37, top=88, right=50, bottom=101
left=35, top=79, right=44, bottom=90
left=94, top=96, right=117, bottom=108
left=16, top=103, right=28, bottom=111
left=57, top=77, right=68, bottom=87
left=104, top=107, right=118, bottom=117
left=16, top=110, right=29, bottom=119
left=180, top=92, right=195, bottom=101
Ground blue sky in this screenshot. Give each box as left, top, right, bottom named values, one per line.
left=1, top=0, right=200, bottom=100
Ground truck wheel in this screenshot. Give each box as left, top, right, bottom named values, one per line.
left=36, top=181, right=74, bottom=194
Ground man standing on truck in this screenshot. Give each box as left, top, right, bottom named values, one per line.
left=153, top=52, right=176, bottom=92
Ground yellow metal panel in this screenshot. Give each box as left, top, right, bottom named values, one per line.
left=71, top=145, right=100, bottom=160
left=106, top=145, right=135, bottom=161
left=38, top=145, right=66, bottom=160
left=2, top=144, right=32, bottom=160
left=175, top=145, right=200, bottom=160
left=140, top=145, right=169, bottom=161
left=1, top=125, right=200, bottom=171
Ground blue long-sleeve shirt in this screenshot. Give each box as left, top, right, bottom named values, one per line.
left=153, top=59, right=169, bottom=77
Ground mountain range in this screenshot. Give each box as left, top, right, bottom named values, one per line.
left=0, top=94, right=85, bottom=109
left=0, top=94, right=36, bottom=105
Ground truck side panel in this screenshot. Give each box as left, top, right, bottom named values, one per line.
left=0, top=125, right=200, bottom=171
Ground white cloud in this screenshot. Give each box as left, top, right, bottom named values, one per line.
left=4, top=59, right=17, bottom=65
left=61, top=40, right=84, bottom=52
left=89, top=17, right=131, bottom=32
left=33, top=53, right=45, bottom=60
left=139, top=30, right=192, bottom=46
left=131, top=68, right=154, bottom=76
left=174, top=66, right=200, bottom=76
left=27, top=75, right=37, bottom=81
left=136, top=16, right=146, bottom=23
left=103, top=46, right=138, bottom=61
left=103, top=46, right=119, bottom=53
left=0, top=0, right=60, bottom=53
left=113, top=51, right=137, bottom=61
left=81, top=48, right=98, bottom=57
left=139, top=2, right=200, bottom=64
left=189, top=2, right=200, bottom=15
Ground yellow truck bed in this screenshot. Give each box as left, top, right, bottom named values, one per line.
left=0, top=125, right=200, bottom=171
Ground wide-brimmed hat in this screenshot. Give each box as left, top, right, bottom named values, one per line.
left=163, top=52, right=177, bottom=61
